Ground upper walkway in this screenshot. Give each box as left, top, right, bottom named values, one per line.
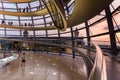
left=0, top=0, right=113, bottom=30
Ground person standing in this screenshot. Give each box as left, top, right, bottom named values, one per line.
left=26, top=7, right=29, bottom=12
left=1, top=19, right=5, bottom=24
left=23, top=8, right=25, bottom=12
left=74, top=28, right=79, bottom=38
left=21, top=53, right=26, bottom=67
left=18, top=46, right=21, bottom=54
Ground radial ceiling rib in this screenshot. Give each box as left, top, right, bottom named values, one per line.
left=4, top=0, right=35, bottom=3
left=0, top=24, right=56, bottom=30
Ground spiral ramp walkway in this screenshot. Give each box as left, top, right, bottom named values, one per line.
left=0, top=0, right=113, bottom=31
left=0, top=24, right=56, bottom=30
left=0, top=0, right=119, bottom=80
left=0, top=6, right=50, bottom=17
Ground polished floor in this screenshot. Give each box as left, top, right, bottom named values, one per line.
left=0, top=51, right=87, bottom=80
left=105, top=55, right=120, bottom=80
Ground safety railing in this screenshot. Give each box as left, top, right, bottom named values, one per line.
left=41, top=0, right=67, bottom=31
left=43, top=40, right=107, bottom=80
left=87, top=43, right=107, bottom=80
left=69, top=39, right=107, bottom=80
left=0, top=38, right=107, bottom=80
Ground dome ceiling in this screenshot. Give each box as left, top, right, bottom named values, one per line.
left=0, top=0, right=113, bottom=31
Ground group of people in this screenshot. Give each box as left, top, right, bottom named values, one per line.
left=25, top=22, right=33, bottom=27
left=18, top=7, right=29, bottom=13
left=1, top=19, right=13, bottom=26
left=8, top=22, right=13, bottom=26
left=36, top=6, right=41, bottom=10
left=18, top=6, right=41, bottom=13
left=17, top=22, right=33, bottom=27
left=1, top=19, right=34, bottom=28
left=17, top=6, right=41, bottom=13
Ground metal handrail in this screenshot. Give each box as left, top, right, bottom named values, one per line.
left=88, top=43, right=107, bottom=80
left=0, top=38, right=107, bottom=80
left=41, top=0, right=67, bottom=31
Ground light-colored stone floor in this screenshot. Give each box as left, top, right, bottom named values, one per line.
left=105, top=55, right=120, bottom=80
left=0, top=51, right=87, bottom=80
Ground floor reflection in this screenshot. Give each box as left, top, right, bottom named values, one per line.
left=0, top=51, right=87, bottom=80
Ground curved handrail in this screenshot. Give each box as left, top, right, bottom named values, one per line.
left=0, top=0, right=113, bottom=31
left=0, top=38, right=107, bottom=80
left=0, top=7, right=50, bottom=17
left=41, top=0, right=67, bottom=31
left=0, top=24, right=56, bottom=30
left=88, top=44, right=107, bottom=80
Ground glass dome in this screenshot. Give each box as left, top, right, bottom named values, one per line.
left=0, top=0, right=119, bottom=45
left=0, top=0, right=75, bottom=37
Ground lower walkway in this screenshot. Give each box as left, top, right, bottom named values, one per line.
left=0, top=51, right=87, bottom=80
left=0, top=51, right=120, bottom=80
left=105, top=54, right=120, bottom=80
